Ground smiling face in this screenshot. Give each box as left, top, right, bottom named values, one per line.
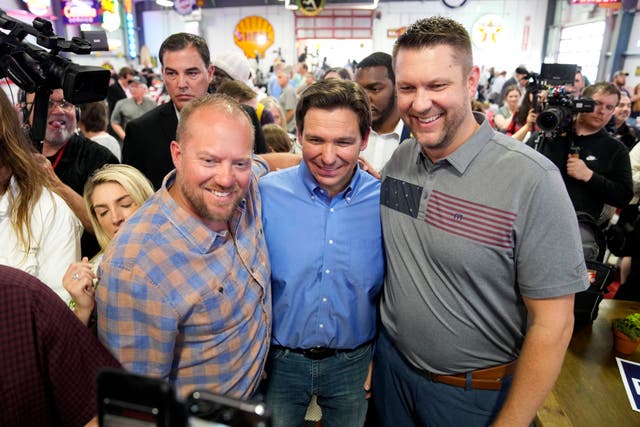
left=162, top=45, right=214, bottom=111
left=395, top=45, right=479, bottom=161
left=300, top=107, right=368, bottom=197
left=614, top=94, right=631, bottom=126
left=170, top=106, right=253, bottom=231
left=91, top=182, right=140, bottom=239
left=355, top=65, right=397, bottom=131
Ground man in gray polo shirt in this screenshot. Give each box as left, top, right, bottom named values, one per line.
left=371, top=17, right=588, bottom=427
left=110, top=75, right=156, bottom=141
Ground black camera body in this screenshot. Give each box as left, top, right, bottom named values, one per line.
left=528, top=63, right=594, bottom=135
left=0, top=9, right=110, bottom=141
left=537, top=86, right=595, bottom=133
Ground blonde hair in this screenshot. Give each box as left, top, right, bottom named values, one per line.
left=260, top=96, right=287, bottom=130
left=83, top=164, right=154, bottom=249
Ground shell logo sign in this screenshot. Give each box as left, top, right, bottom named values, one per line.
left=233, top=16, right=274, bottom=59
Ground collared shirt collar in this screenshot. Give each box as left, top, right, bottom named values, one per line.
left=417, top=112, right=493, bottom=174
left=173, top=102, right=180, bottom=121
left=298, top=160, right=361, bottom=202
left=371, top=117, right=404, bottom=139
left=159, top=170, right=243, bottom=253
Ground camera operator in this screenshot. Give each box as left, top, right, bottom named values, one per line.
left=531, top=82, right=633, bottom=224
left=24, top=89, right=119, bottom=257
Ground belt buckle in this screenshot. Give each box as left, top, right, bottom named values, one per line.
left=302, top=347, right=333, bottom=360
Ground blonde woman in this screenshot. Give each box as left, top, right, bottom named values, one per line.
left=260, top=95, right=287, bottom=130
left=0, top=90, right=82, bottom=302
left=63, top=164, right=154, bottom=325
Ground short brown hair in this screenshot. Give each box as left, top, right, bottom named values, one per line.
left=583, top=81, right=621, bottom=105
left=296, top=79, right=371, bottom=139
left=216, top=80, right=256, bottom=103
left=393, top=16, right=473, bottom=74
left=79, top=101, right=109, bottom=132
left=262, top=124, right=292, bottom=153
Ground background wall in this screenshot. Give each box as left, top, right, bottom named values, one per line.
left=140, top=1, right=548, bottom=78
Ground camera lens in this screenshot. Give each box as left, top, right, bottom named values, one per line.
left=537, top=108, right=562, bottom=132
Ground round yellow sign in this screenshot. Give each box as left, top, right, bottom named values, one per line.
left=233, top=16, right=275, bottom=59
left=296, top=0, right=326, bottom=16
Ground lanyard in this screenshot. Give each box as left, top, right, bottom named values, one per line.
left=50, top=141, right=69, bottom=170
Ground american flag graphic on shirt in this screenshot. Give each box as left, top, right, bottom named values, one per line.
left=425, top=190, right=516, bottom=249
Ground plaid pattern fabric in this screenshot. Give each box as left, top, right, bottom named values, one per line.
left=0, top=265, right=121, bottom=426
left=97, top=170, right=271, bottom=399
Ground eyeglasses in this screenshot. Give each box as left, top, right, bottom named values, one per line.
left=48, top=99, right=74, bottom=111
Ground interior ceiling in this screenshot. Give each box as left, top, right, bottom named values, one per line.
left=206, top=0, right=420, bottom=6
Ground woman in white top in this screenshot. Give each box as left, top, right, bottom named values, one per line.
left=63, top=164, right=154, bottom=325
left=0, top=90, right=82, bottom=301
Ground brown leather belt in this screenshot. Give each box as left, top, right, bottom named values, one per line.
left=420, top=361, right=517, bottom=391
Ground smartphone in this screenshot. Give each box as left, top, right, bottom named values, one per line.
left=97, top=368, right=186, bottom=427
left=186, top=390, right=271, bottom=427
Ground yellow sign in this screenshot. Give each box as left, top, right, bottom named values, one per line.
left=387, top=27, right=407, bottom=39
left=233, top=16, right=275, bottom=59
left=296, top=0, right=325, bottom=17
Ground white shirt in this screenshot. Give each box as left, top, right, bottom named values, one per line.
left=0, top=177, right=82, bottom=302
left=630, top=143, right=640, bottom=195
left=360, top=119, right=406, bottom=172
left=91, top=133, right=122, bottom=161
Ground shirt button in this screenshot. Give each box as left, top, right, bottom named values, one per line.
left=330, top=208, right=334, bottom=212
left=311, top=195, right=316, bottom=200
left=328, top=239, right=334, bottom=245
left=346, top=197, right=351, bottom=201
left=322, top=297, right=327, bottom=302
left=325, top=269, right=331, bottom=274
left=319, top=324, right=324, bottom=328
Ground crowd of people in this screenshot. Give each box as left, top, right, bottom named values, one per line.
left=1, top=13, right=639, bottom=427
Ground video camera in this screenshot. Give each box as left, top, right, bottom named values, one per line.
left=0, top=9, right=110, bottom=141
left=525, top=64, right=594, bottom=137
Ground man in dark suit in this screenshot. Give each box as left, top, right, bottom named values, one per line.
left=122, top=33, right=214, bottom=189
left=106, top=66, right=135, bottom=114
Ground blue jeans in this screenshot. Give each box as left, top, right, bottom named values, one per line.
left=372, top=328, right=512, bottom=427
left=265, top=343, right=371, bottom=427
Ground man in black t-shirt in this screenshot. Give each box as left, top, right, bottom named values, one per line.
left=27, top=89, right=119, bottom=256
left=533, top=82, right=632, bottom=222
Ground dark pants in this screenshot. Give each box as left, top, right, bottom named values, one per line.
left=372, top=328, right=512, bottom=427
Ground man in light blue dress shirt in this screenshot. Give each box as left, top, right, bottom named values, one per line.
left=259, top=79, right=384, bottom=427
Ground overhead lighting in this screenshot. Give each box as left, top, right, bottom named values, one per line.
left=156, top=0, right=174, bottom=7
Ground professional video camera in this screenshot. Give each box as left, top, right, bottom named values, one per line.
left=530, top=64, right=594, bottom=136
left=0, top=9, right=110, bottom=141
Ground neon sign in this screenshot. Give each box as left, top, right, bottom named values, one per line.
left=61, top=0, right=101, bottom=25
